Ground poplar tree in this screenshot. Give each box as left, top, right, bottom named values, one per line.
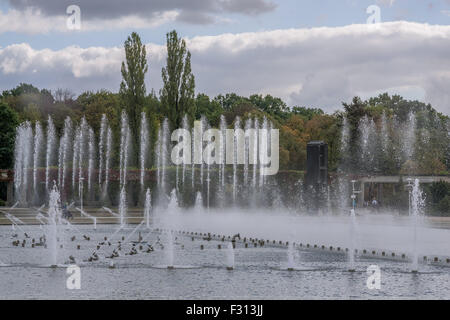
left=161, top=30, right=196, bottom=129
left=120, top=32, right=148, bottom=164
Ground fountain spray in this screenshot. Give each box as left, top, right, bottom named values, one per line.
left=166, top=230, right=175, bottom=269
left=348, top=180, right=360, bottom=272
left=407, top=178, right=423, bottom=273
left=287, top=242, right=295, bottom=271
left=140, top=112, right=149, bottom=188
left=48, top=184, right=62, bottom=267
left=119, top=186, right=127, bottom=229
left=144, top=188, right=152, bottom=229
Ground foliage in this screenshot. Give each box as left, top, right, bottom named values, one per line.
left=160, top=30, right=196, bottom=130
left=77, top=90, right=120, bottom=134
left=195, top=93, right=223, bottom=127
left=0, top=102, right=19, bottom=169
left=120, top=31, right=148, bottom=165
left=425, top=181, right=450, bottom=216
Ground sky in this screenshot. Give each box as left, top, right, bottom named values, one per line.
left=0, top=0, right=449, bottom=114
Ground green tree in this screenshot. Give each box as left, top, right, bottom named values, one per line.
left=342, top=96, right=367, bottom=172
left=249, top=94, right=290, bottom=121
left=292, top=106, right=324, bottom=121
left=144, top=90, right=162, bottom=168
left=77, top=90, right=120, bottom=134
left=214, top=93, right=247, bottom=111
left=195, top=93, right=223, bottom=127
left=0, top=102, right=19, bottom=169
left=161, top=30, right=195, bottom=129
left=120, top=32, right=149, bottom=164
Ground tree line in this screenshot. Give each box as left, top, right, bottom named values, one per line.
left=0, top=31, right=449, bottom=177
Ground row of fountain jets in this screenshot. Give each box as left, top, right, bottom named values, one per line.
left=14, top=112, right=273, bottom=206
left=14, top=110, right=419, bottom=207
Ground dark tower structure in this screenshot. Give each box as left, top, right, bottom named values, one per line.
left=306, top=141, right=328, bottom=186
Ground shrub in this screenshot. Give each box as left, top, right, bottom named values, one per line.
left=426, top=181, right=450, bottom=215
left=437, top=196, right=450, bottom=216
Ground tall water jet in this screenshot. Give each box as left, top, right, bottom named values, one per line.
left=233, top=117, right=241, bottom=204
left=359, top=116, right=370, bottom=161
left=203, top=118, right=212, bottom=209
left=200, top=116, right=206, bottom=188
left=162, top=119, right=169, bottom=193
left=47, top=184, right=62, bottom=267
left=252, top=118, right=259, bottom=206
left=119, top=112, right=130, bottom=188
left=337, top=117, right=350, bottom=212
left=33, top=121, right=43, bottom=194
left=286, top=242, right=295, bottom=271
left=104, top=127, right=112, bottom=197
left=140, top=112, right=149, bottom=188
left=348, top=180, right=359, bottom=272
left=45, top=116, right=56, bottom=191
left=181, top=115, right=189, bottom=186
left=144, top=188, right=152, bottom=229
left=72, top=126, right=80, bottom=192
left=98, top=114, right=107, bottom=187
left=119, top=186, right=127, bottom=229
left=174, top=117, right=182, bottom=192
left=191, top=125, right=196, bottom=188
left=272, top=189, right=285, bottom=210
left=57, top=137, right=64, bottom=192
left=195, top=191, right=203, bottom=211
left=259, top=117, right=269, bottom=190
left=408, top=178, right=424, bottom=273
left=156, top=119, right=169, bottom=203
left=226, top=242, right=235, bottom=270
left=77, top=118, right=88, bottom=200
left=14, top=122, right=33, bottom=204
left=380, top=111, right=389, bottom=159
left=156, top=125, right=162, bottom=191
left=348, top=209, right=357, bottom=272
left=167, top=189, right=179, bottom=213
left=340, top=116, right=350, bottom=156
left=166, top=231, right=175, bottom=269
left=87, top=127, right=95, bottom=193
left=59, top=117, right=72, bottom=191
left=244, top=118, right=252, bottom=186
left=219, top=116, right=227, bottom=206
left=403, top=113, right=416, bottom=167
left=359, top=115, right=376, bottom=172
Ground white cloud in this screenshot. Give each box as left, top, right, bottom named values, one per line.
left=0, top=21, right=449, bottom=115
left=0, top=8, right=179, bottom=34
left=3, top=0, right=276, bottom=32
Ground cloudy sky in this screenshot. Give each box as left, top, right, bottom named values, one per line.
left=0, top=0, right=449, bottom=114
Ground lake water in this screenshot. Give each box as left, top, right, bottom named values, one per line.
left=0, top=224, right=449, bottom=300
